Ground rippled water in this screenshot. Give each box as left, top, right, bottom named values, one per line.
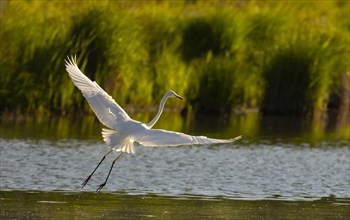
left=1, top=138, right=349, bottom=200
left=1, top=116, right=349, bottom=219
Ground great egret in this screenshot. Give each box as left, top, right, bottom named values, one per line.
left=65, top=55, right=241, bottom=192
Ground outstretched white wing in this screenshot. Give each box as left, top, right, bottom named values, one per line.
left=65, top=56, right=131, bottom=130
left=133, top=128, right=241, bottom=147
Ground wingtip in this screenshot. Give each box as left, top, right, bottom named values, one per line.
left=64, top=54, right=78, bottom=68
left=230, top=135, right=242, bottom=142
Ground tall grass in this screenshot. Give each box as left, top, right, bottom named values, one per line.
left=181, top=12, right=238, bottom=62
left=0, top=0, right=348, bottom=132
left=193, top=56, right=237, bottom=114
left=261, top=8, right=348, bottom=118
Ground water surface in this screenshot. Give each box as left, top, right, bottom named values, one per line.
left=1, top=138, right=349, bottom=200
left=1, top=114, right=349, bottom=219
left=1, top=190, right=349, bottom=219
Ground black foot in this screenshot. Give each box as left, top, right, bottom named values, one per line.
left=81, top=176, right=92, bottom=189
left=96, top=183, right=106, bottom=193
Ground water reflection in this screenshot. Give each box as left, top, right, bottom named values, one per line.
left=1, top=191, right=349, bottom=219
left=1, top=112, right=348, bottom=142
left=1, top=113, right=349, bottom=219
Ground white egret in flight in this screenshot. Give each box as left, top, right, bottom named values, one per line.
left=65, top=55, right=241, bottom=192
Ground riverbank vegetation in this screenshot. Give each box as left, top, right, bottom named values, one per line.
left=1, top=0, right=348, bottom=136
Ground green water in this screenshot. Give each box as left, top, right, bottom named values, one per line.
left=1, top=113, right=349, bottom=219
left=1, top=112, right=347, bottom=142
left=1, top=191, right=349, bottom=219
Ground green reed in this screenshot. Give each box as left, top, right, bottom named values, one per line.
left=0, top=0, right=348, bottom=130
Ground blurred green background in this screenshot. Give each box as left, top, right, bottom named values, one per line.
left=0, top=0, right=349, bottom=138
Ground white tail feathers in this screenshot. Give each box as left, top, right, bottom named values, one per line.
left=115, top=145, right=135, bottom=154
left=101, top=128, right=135, bottom=154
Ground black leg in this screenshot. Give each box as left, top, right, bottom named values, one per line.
left=96, top=151, right=125, bottom=193
left=81, top=149, right=113, bottom=189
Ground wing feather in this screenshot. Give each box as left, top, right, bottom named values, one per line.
left=65, top=56, right=130, bottom=130
left=133, top=128, right=241, bottom=147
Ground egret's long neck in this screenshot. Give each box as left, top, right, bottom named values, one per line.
left=146, top=94, right=170, bottom=128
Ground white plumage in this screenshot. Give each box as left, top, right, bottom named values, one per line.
left=65, top=55, right=241, bottom=192
left=65, top=55, right=241, bottom=154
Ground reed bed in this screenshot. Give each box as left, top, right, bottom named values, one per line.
left=1, top=0, right=348, bottom=127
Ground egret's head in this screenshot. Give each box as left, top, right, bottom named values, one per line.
left=168, top=90, right=183, bottom=100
